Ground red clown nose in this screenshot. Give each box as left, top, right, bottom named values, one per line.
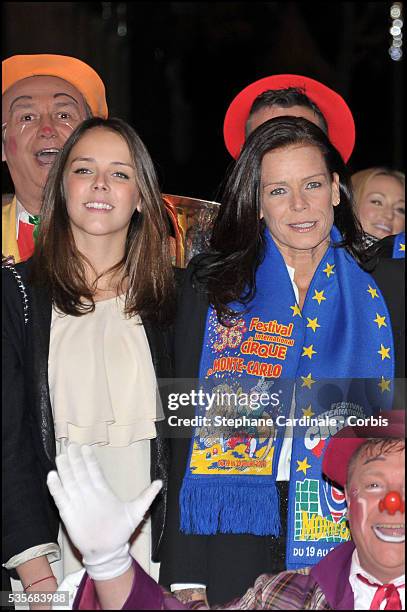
left=378, top=491, right=405, bottom=515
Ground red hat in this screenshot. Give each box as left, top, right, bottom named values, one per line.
left=223, top=74, right=355, bottom=162
left=322, top=411, right=405, bottom=488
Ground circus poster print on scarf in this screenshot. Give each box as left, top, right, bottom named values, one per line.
left=180, top=227, right=395, bottom=568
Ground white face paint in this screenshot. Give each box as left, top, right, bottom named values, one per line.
left=62, top=121, right=75, bottom=131
left=372, top=525, right=405, bottom=544
left=350, top=491, right=369, bottom=535
left=348, top=486, right=405, bottom=543
left=345, top=446, right=405, bottom=583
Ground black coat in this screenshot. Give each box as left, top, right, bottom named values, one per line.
left=159, top=240, right=405, bottom=605
left=2, top=261, right=173, bottom=577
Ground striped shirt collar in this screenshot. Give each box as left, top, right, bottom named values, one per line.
left=15, top=198, right=37, bottom=239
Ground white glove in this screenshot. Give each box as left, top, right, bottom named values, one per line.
left=47, top=444, right=162, bottom=581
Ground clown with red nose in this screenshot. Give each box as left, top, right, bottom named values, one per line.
left=322, top=410, right=405, bottom=609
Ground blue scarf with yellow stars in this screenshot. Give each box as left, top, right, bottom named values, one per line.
left=393, top=231, right=405, bottom=259
left=180, top=226, right=394, bottom=568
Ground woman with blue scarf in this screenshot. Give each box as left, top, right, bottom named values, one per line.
left=159, top=117, right=405, bottom=606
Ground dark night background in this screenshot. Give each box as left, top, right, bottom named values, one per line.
left=2, top=1, right=404, bottom=200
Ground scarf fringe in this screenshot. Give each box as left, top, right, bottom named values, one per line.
left=180, top=480, right=281, bottom=536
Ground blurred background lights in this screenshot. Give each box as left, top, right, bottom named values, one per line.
left=389, top=2, right=403, bottom=60
left=391, top=4, right=402, bottom=18
left=389, top=46, right=403, bottom=59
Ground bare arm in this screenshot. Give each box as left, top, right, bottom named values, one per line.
left=16, top=556, right=57, bottom=611
left=93, top=566, right=135, bottom=610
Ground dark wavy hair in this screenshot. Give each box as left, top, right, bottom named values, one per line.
left=197, top=116, right=366, bottom=323
left=31, top=117, right=175, bottom=325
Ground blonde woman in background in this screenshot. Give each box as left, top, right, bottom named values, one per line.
left=351, top=167, right=404, bottom=246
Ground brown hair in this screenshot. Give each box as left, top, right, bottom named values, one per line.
left=347, top=438, right=405, bottom=485
left=31, top=117, right=175, bottom=325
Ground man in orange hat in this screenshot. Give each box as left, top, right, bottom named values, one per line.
left=44, top=412, right=404, bottom=609
left=2, top=54, right=108, bottom=263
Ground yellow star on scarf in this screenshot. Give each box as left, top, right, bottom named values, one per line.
left=302, top=405, right=315, bottom=417
left=312, top=289, right=326, bottom=305
left=302, top=344, right=317, bottom=359
left=290, top=304, right=302, bottom=317
left=374, top=313, right=387, bottom=329
left=367, top=285, right=379, bottom=299
left=378, top=344, right=391, bottom=360
left=378, top=377, right=391, bottom=392
left=306, top=317, right=320, bottom=332
left=323, top=263, right=335, bottom=278
left=296, top=457, right=312, bottom=475
left=400, top=243, right=405, bottom=252
left=301, top=373, right=316, bottom=389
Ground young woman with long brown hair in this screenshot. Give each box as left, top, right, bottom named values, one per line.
left=3, top=117, right=175, bottom=607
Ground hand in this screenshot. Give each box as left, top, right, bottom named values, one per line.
left=174, top=588, right=208, bottom=606
left=47, top=444, right=162, bottom=581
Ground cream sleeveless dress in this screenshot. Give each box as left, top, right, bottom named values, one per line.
left=48, top=296, right=163, bottom=583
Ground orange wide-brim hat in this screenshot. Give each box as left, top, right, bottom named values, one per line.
left=2, top=54, right=108, bottom=118
left=223, top=74, right=355, bottom=162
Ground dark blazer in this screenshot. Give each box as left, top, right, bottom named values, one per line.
left=2, top=260, right=173, bottom=576
left=159, top=240, right=405, bottom=605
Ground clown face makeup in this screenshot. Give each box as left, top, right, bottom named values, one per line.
left=2, top=75, right=88, bottom=213
left=345, top=446, right=405, bottom=583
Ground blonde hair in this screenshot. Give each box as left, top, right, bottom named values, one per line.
left=351, top=167, right=405, bottom=212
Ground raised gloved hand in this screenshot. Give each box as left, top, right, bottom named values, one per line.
left=47, top=444, right=162, bottom=581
